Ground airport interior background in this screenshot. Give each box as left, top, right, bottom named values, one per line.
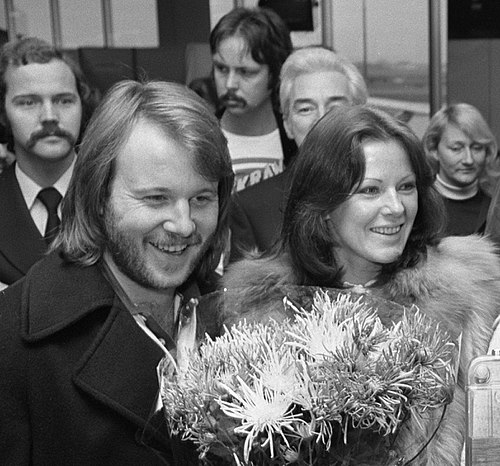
left=0, top=0, right=498, bottom=142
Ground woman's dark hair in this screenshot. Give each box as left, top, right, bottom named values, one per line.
left=209, top=7, right=292, bottom=110
left=280, top=105, right=445, bottom=286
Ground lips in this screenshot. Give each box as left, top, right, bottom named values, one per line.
left=370, top=225, right=402, bottom=235
left=150, top=241, right=189, bottom=255
left=224, top=99, right=245, bottom=108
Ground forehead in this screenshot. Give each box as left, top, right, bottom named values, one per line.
left=213, top=35, right=260, bottom=67
left=362, top=139, right=414, bottom=176
left=114, top=119, right=201, bottom=186
left=289, top=71, right=351, bottom=102
left=4, top=59, right=78, bottom=96
left=440, top=123, right=471, bottom=142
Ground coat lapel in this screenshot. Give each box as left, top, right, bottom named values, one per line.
left=72, top=303, right=166, bottom=431
left=0, top=165, right=46, bottom=275
left=20, top=253, right=190, bottom=450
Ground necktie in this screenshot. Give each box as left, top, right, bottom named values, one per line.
left=37, top=187, right=62, bottom=244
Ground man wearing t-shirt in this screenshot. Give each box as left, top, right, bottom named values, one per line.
left=210, top=7, right=296, bottom=192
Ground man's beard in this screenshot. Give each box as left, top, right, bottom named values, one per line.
left=104, top=208, right=212, bottom=290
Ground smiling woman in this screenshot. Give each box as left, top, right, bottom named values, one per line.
left=222, top=105, right=500, bottom=464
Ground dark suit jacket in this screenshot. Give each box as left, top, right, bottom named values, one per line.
left=229, top=170, right=291, bottom=262
left=0, top=164, right=47, bottom=285
left=0, top=252, right=220, bottom=465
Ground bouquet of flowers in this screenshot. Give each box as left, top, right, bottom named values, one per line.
left=158, top=290, right=456, bottom=465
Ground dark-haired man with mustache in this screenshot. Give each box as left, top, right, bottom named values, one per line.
left=210, top=7, right=296, bottom=192
left=0, top=37, right=97, bottom=288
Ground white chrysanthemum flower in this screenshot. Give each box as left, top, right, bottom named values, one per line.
left=286, top=306, right=354, bottom=360
left=158, top=290, right=457, bottom=464
left=255, top=341, right=298, bottom=395
left=218, top=376, right=304, bottom=462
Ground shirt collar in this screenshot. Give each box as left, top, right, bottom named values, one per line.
left=15, top=157, right=76, bottom=209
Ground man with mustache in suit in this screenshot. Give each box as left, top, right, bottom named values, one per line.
left=0, top=37, right=98, bottom=289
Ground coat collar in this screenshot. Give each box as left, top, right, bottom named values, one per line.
left=21, top=251, right=115, bottom=341
left=18, top=251, right=185, bottom=448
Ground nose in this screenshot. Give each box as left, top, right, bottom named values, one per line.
left=40, top=101, right=58, bottom=122
left=317, top=105, right=328, bottom=120
left=462, top=146, right=474, bottom=165
left=162, top=200, right=196, bottom=238
left=381, top=189, right=405, bottom=216
left=225, top=69, right=239, bottom=90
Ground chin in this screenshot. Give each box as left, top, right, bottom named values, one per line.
left=374, top=250, right=404, bottom=264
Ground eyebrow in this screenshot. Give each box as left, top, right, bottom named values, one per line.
left=361, top=173, right=416, bottom=183
left=12, top=91, right=78, bottom=99
left=293, top=96, right=349, bottom=105
left=212, top=53, right=261, bottom=69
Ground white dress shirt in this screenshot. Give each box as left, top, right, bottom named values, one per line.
left=15, top=159, right=75, bottom=235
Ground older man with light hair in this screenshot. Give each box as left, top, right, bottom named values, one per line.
left=229, top=46, right=368, bottom=261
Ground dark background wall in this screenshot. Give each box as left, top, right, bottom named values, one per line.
left=157, top=0, right=211, bottom=46
left=447, top=0, right=500, bottom=142
left=68, top=0, right=212, bottom=96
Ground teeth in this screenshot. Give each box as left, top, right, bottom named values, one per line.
left=371, top=226, right=401, bottom=235
left=152, top=242, right=188, bottom=253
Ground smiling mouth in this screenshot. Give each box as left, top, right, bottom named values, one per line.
left=370, top=225, right=402, bottom=235
left=150, top=242, right=189, bottom=255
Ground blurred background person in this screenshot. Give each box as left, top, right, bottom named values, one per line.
left=229, top=47, right=368, bottom=261
left=223, top=106, right=500, bottom=464
left=423, top=103, right=498, bottom=236
left=210, top=7, right=295, bottom=192
left=0, top=37, right=98, bottom=289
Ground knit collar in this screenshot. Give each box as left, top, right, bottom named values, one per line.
left=434, top=174, right=479, bottom=200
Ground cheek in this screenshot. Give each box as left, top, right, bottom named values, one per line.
left=66, top=109, right=83, bottom=132
left=6, top=113, right=32, bottom=136
left=290, top=116, right=313, bottom=140
left=194, top=205, right=219, bottom=236
left=406, top=197, right=419, bottom=223
left=248, top=77, right=271, bottom=98
left=474, top=153, right=487, bottom=165
left=213, top=72, right=225, bottom=90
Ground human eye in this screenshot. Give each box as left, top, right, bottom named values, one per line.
left=54, top=94, right=77, bottom=106
left=14, top=96, right=37, bottom=107
left=214, top=63, right=228, bottom=75
left=191, top=192, right=218, bottom=206
left=239, top=68, right=259, bottom=78
left=448, top=144, right=464, bottom=153
left=471, top=143, right=485, bottom=153
left=357, top=185, right=380, bottom=195
left=326, top=100, right=347, bottom=112
left=144, top=194, right=169, bottom=204
left=295, top=104, right=314, bottom=115
left=399, top=180, right=417, bottom=192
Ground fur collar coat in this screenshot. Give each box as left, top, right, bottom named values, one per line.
left=222, top=235, right=500, bottom=465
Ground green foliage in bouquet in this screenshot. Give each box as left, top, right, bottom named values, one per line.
left=158, top=291, right=456, bottom=465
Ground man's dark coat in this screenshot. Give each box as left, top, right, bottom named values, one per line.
left=229, top=169, right=290, bottom=261
left=0, top=252, right=218, bottom=465
left=0, top=164, right=47, bottom=285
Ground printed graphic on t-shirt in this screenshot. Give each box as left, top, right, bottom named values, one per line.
left=233, top=158, right=283, bottom=192
left=223, top=128, right=284, bottom=192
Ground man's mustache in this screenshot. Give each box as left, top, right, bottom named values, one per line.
left=219, top=91, right=247, bottom=107
left=27, top=122, right=76, bottom=148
